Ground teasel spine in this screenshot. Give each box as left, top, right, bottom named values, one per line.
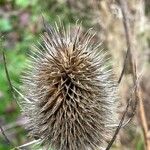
left=20, top=20, right=119, bottom=150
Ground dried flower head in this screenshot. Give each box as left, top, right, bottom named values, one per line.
left=21, top=21, right=119, bottom=150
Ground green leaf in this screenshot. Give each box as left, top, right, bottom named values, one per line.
left=0, top=18, right=12, bottom=32
left=15, top=0, right=37, bottom=8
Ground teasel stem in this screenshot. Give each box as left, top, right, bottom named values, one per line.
left=106, top=0, right=138, bottom=149
left=1, top=38, right=20, bottom=149
left=118, top=0, right=150, bottom=149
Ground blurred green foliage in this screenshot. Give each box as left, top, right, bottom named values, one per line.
left=0, top=18, right=12, bottom=32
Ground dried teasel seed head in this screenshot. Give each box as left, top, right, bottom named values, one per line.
left=20, top=21, right=119, bottom=150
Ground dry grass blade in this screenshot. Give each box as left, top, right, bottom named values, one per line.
left=12, top=139, right=41, bottom=150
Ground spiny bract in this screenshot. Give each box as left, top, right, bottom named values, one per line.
left=21, top=21, right=119, bottom=150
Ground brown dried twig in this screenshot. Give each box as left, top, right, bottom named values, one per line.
left=0, top=39, right=14, bottom=149
left=106, top=0, right=138, bottom=149
left=138, top=87, right=150, bottom=150
left=106, top=82, right=138, bottom=150
left=118, top=0, right=134, bottom=84
left=2, top=51, right=17, bottom=102
left=0, top=126, right=12, bottom=146
left=119, top=0, right=150, bottom=149
left=118, top=47, right=129, bottom=84
left=1, top=39, right=21, bottom=150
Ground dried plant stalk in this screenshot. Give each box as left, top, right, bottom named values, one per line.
left=138, top=87, right=150, bottom=150
left=118, top=0, right=149, bottom=149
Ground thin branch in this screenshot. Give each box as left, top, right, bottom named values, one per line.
left=106, top=101, right=130, bottom=149
left=118, top=0, right=134, bottom=84
left=0, top=126, right=12, bottom=146
left=2, top=51, right=17, bottom=101
left=1, top=42, right=21, bottom=150
left=0, top=124, right=21, bottom=150
left=106, top=0, right=138, bottom=149
left=118, top=47, right=129, bottom=84
left=138, top=86, right=150, bottom=150
left=0, top=40, right=16, bottom=149
left=106, top=81, right=138, bottom=150
left=119, top=0, right=150, bottom=150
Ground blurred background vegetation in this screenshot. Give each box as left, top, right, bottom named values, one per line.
left=0, top=0, right=150, bottom=149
